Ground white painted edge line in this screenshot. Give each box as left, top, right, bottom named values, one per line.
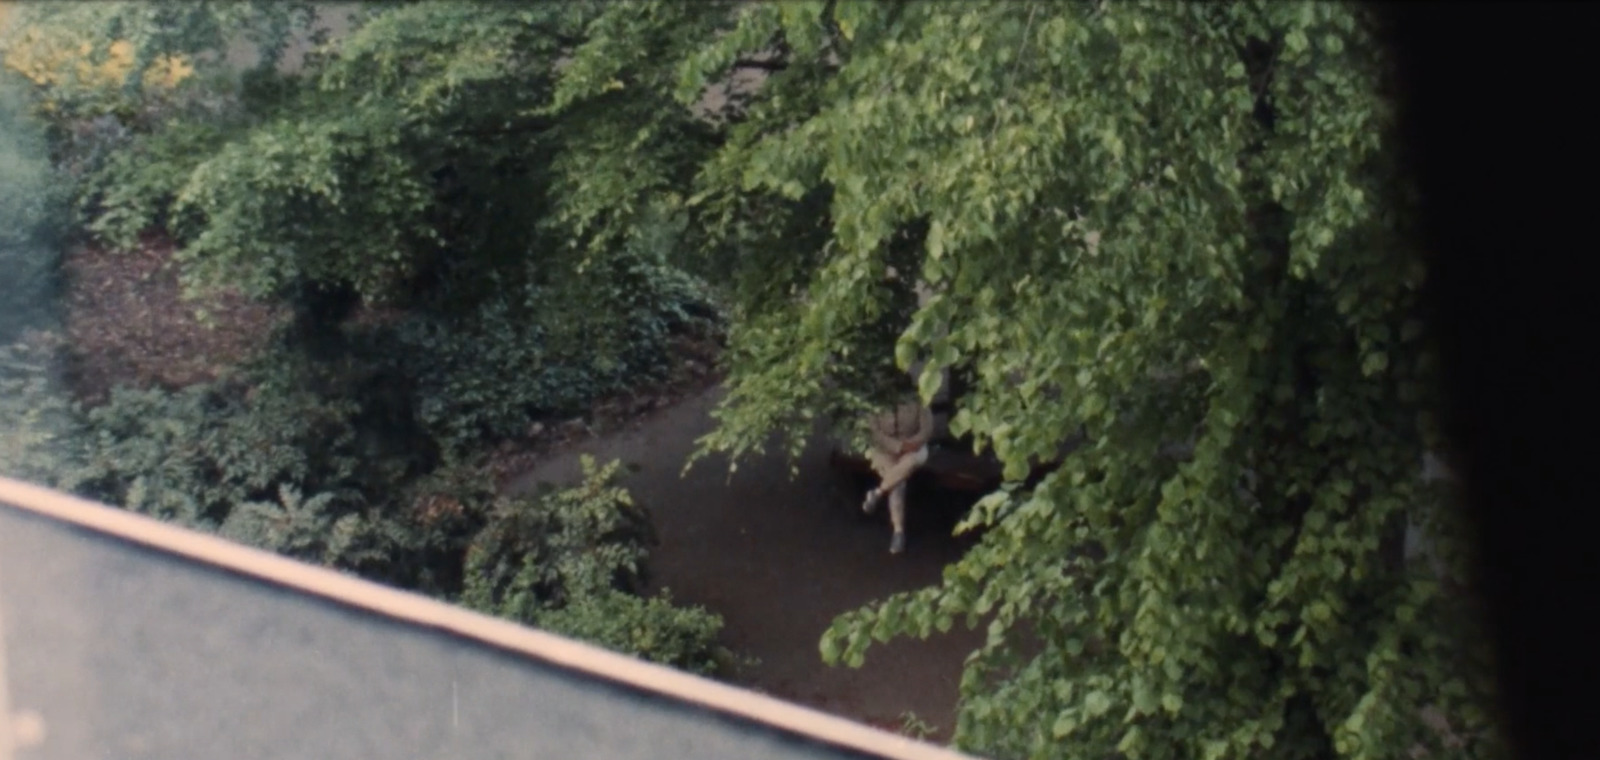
left=0, top=476, right=977, bottom=760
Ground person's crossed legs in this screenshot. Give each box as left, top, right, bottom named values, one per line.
left=863, top=446, right=928, bottom=554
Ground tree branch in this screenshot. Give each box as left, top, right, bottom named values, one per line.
left=732, top=57, right=788, bottom=72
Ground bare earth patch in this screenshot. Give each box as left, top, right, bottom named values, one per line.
left=61, top=233, right=288, bottom=403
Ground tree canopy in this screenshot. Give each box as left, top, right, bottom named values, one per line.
left=1, top=2, right=1498, bottom=759
left=559, top=3, right=1495, bottom=758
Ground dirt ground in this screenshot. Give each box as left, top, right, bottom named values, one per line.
left=505, top=386, right=987, bottom=742
left=59, top=236, right=287, bottom=404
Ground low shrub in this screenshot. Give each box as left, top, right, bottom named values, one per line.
left=3, top=342, right=728, bottom=674
left=460, top=456, right=723, bottom=674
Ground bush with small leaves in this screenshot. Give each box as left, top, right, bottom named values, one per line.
left=539, top=588, right=725, bottom=677
left=393, top=204, right=721, bottom=454
left=459, top=456, right=723, bottom=673
left=0, top=335, right=86, bottom=489
left=68, top=362, right=363, bottom=532
left=0, top=78, right=68, bottom=341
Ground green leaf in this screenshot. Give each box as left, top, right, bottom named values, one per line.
left=1132, top=680, right=1158, bottom=714
left=927, top=219, right=947, bottom=259
left=1084, top=690, right=1112, bottom=717
left=1052, top=711, right=1079, bottom=738
left=1161, top=477, right=1185, bottom=505
left=1362, top=351, right=1389, bottom=376
left=820, top=633, right=841, bottom=664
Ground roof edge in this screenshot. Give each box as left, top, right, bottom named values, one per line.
left=0, top=475, right=976, bottom=760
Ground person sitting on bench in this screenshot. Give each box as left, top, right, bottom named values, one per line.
left=861, top=399, right=934, bottom=554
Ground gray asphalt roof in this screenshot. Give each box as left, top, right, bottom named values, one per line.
left=0, top=478, right=975, bottom=760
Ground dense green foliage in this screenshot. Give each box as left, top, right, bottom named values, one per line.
left=550, top=2, right=1497, bottom=759
left=2, top=1, right=1500, bottom=758
left=0, top=78, right=67, bottom=340
left=0, top=338, right=723, bottom=672
left=389, top=217, right=718, bottom=452
left=460, top=456, right=724, bottom=675
left=4, top=1, right=720, bottom=446
left=0, top=336, right=81, bottom=485
left=0, top=1, right=724, bottom=674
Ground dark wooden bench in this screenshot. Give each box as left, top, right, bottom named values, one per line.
left=828, top=443, right=1004, bottom=493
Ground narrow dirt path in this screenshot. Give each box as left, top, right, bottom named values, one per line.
left=504, top=386, right=985, bottom=741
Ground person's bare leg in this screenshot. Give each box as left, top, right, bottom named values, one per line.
left=876, top=451, right=923, bottom=494
left=864, top=450, right=895, bottom=514
left=864, top=446, right=927, bottom=513
left=888, top=481, right=909, bottom=554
